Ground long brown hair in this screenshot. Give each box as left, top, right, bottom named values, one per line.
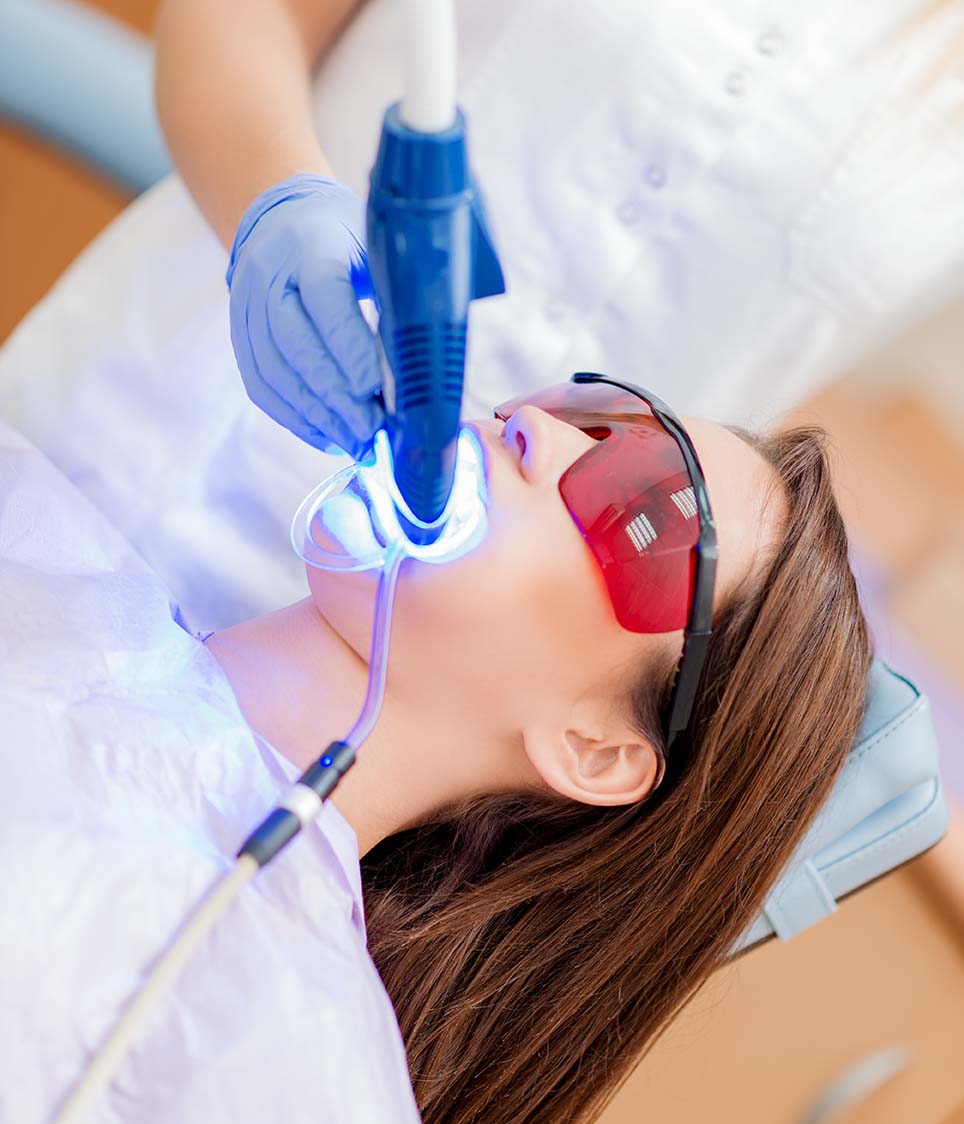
left=361, top=426, right=871, bottom=1123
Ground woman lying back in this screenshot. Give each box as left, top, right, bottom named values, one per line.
left=207, top=375, right=870, bottom=1123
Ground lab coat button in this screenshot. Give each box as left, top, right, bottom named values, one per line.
left=757, top=30, right=785, bottom=56
left=725, top=71, right=747, bottom=96
left=645, top=163, right=666, bottom=189
left=617, top=200, right=641, bottom=224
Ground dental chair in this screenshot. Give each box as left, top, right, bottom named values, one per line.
left=0, top=2, right=950, bottom=960
left=735, top=657, right=948, bottom=954
left=0, top=0, right=169, bottom=192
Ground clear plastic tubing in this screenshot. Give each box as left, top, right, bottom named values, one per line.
left=345, top=544, right=406, bottom=750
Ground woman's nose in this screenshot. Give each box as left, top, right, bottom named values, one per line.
left=506, top=405, right=598, bottom=488
left=504, top=405, right=555, bottom=486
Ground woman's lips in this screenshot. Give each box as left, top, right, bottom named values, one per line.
left=469, top=421, right=522, bottom=478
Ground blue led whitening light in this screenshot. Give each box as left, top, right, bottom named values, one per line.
left=291, top=426, right=489, bottom=572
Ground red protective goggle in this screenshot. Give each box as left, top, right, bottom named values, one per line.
left=494, top=374, right=715, bottom=635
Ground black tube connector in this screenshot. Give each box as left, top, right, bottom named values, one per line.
left=236, top=808, right=301, bottom=867
left=299, top=740, right=356, bottom=800
left=235, top=741, right=358, bottom=869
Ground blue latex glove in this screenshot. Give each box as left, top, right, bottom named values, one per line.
left=226, top=174, right=384, bottom=460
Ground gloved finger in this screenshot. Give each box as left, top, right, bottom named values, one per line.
left=230, top=272, right=344, bottom=453
left=319, top=380, right=385, bottom=453
left=277, top=340, right=384, bottom=457
left=266, top=273, right=335, bottom=391
left=298, top=257, right=383, bottom=400
left=266, top=281, right=385, bottom=441
left=291, top=378, right=384, bottom=461
left=246, top=270, right=376, bottom=458
left=264, top=272, right=385, bottom=456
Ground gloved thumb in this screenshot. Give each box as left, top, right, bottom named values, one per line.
left=347, top=232, right=376, bottom=303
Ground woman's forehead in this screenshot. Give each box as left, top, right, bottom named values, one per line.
left=682, top=417, right=786, bottom=601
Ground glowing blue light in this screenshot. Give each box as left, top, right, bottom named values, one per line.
left=291, top=426, right=488, bottom=572
left=318, top=491, right=382, bottom=559
left=365, top=429, right=488, bottom=562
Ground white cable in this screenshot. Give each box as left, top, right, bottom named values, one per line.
left=50, top=855, right=259, bottom=1124
left=399, top=0, right=456, bottom=132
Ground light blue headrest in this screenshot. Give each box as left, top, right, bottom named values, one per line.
left=0, top=0, right=170, bottom=192
left=733, top=658, right=949, bottom=953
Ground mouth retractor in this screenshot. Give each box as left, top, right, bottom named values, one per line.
left=291, top=426, right=488, bottom=572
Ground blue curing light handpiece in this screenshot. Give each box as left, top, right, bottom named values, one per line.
left=366, top=102, right=505, bottom=546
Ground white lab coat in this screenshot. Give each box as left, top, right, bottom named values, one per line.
left=311, top=0, right=964, bottom=423
left=1, top=0, right=963, bottom=630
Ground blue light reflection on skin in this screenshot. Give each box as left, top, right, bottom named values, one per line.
left=291, top=426, right=489, bottom=573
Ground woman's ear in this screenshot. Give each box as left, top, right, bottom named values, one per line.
left=521, top=697, right=663, bottom=807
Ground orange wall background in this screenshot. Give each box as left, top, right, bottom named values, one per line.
left=0, top=0, right=158, bottom=343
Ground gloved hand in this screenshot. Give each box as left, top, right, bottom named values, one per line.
left=226, top=174, right=384, bottom=460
